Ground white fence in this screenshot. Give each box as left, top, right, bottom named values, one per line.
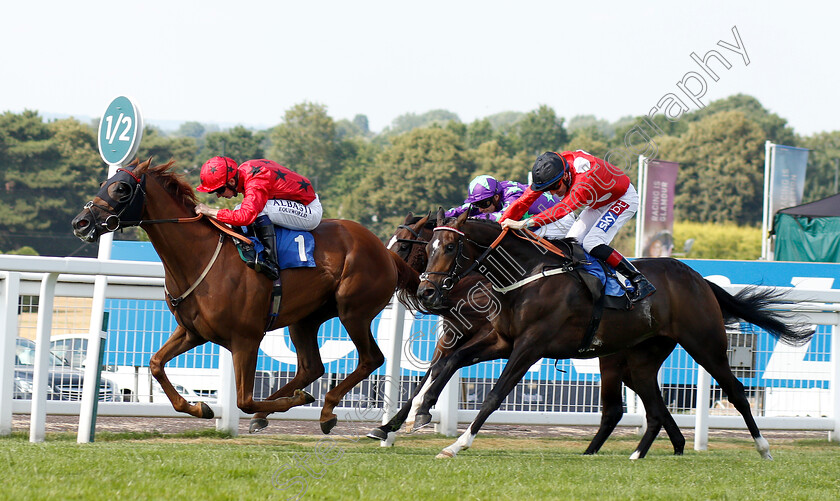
left=1, top=254, right=839, bottom=446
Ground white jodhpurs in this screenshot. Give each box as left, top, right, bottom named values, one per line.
left=239, top=195, right=323, bottom=231
left=566, top=184, right=638, bottom=253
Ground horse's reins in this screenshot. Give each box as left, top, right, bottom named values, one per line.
left=420, top=224, right=574, bottom=294
left=419, top=226, right=509, bottom=292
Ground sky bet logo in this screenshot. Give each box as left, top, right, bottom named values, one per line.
left=596, top=200, right=630, bottom=232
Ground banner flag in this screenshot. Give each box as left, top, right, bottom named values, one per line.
left=762, top=142, right=809, bottom=260
left=636, top=158, right=679, bottom=257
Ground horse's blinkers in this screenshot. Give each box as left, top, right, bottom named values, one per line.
left=85, top=167, right=147, bottom=232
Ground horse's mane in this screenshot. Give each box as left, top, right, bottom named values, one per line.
left=134, top=158, right=198, bottom=208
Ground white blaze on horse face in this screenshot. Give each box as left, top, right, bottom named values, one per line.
left=387, top=235, right=398, bottom=251
left=430, top=237, right=441, bottom=253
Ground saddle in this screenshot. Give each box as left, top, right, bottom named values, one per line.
left=539, top=240, right=633, bottom=352
left=231, top=226, right=316, bottom=331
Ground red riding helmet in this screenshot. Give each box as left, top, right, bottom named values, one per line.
left=197, top=156, right=238, bottom=193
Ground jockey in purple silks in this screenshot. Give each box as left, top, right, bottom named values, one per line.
left=445, top=175, right=575, bottom=239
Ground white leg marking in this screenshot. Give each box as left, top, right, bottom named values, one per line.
left=380, top=431, right=396, bottom=447
left=629, top=450, right=641, bottom=460
left=405, top=377, right=433, bottom=432
left=436, top=424, right=476, bottom=459
left=754, top=435, right=773, bottom=460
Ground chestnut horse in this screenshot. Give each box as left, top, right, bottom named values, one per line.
left=368, top=213, right=684, bottom=458
left=71, top=159, right=419, bottom=434
left=418, top=210, right=813, bottom=459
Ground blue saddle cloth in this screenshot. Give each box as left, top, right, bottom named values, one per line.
left=248, top=227, right=315, bottom=270
left=578, top=252, right=633, bottom=297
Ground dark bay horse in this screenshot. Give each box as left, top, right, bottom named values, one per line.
left=417, top=210, right=813, bottom=459
left=71, top=159, right=420, bottom=434
left=370, top=212, right=684, bottom=458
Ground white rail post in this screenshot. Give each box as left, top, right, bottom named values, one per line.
left=694, top=365, right=711, bottom=451
left=216, top=348, right=239, bottom=436
left=831, top=319, right=840, bottom=443
left=381, top=297, right=406, bottom=424
left=435, top=370, right=460, bottom=437
left=30, top=272, right=58, bottom=443
left=0, top=272, right=21, bottom=436
left=435, top=315, right=460, bottom=437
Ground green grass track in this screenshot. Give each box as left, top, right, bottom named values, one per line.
left=1, top=430, right=838, bottom=500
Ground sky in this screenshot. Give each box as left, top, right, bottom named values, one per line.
left=1, top=1, right=837, bottom=135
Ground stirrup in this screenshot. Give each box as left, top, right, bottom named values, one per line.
left=630, top=279, right=656, bottom=302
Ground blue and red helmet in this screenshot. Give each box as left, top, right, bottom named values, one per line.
left=530, top=152, right=569, bottom=191
left=197, top=156, right=238, bottom=193
left=465, top=175, right=501, bottom=204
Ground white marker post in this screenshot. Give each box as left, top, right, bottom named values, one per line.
left=78, top=97, right=143, bottom=443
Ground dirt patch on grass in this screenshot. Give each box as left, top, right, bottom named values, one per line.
left=11, top=414, right=828, bottom=443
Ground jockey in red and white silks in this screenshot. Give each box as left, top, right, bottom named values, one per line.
left=194, top=156, right=322, bottom=279
left=501, top=151, right=655, bottom=304
left=445, top=175, right=575, bottom=239
left=195, top=157, right=322, bottom=231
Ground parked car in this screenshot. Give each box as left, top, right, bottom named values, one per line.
left=49, top=333, right=218, bottom=404
left=13, top=338, right=118, bottom=402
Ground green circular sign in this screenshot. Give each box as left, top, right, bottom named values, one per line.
left=97, top=96, right=143, bottom=166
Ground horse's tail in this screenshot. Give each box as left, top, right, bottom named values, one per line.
left=390, top=250, right=424, bottom=311
left=705, top=281, right=814, bottom=347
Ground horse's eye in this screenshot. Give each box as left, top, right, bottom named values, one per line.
left=114, top=182, right=132, bottom=202
left=400, top=243, right=409, bottom=251
left=445, top=243, right=456, bottom=252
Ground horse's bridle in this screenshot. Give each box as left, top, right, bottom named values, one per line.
left=419, top=226, right=504, bottom=293
left=394, top=224, right=429, bottom=247
left=84, top=167, right=148, bottom=232
left=82, top=165, right=205, bottom=234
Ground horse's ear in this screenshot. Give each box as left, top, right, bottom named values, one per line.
left=436, top=207, right=445, bottom=227
left=416, top=211, right=430, bottom=229
left=455, top=209, right=469, bottom=228
left=136, top=157, right=153, bottom=172
left=404, top=212, right=414, bottom=223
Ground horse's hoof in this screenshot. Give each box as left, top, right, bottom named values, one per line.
left=320, top=416, right=338, bottom=434
left=295, top=389, right=316, bottom=405
left=366, top=427, right=388, bottom=440
left=249, top=418, right=269, bottom=434
left=199, top=402, right=214, bottom=419
left=414, top=413, right=432, bottom=430
left=435, top=450, right=455, bottom=459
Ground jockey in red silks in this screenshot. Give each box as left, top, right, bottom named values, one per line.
left=500, top=150, right=655, bottom=303
left=194, top=156, right=322, bottom=279
left=445, top=175, right=575, bottom=238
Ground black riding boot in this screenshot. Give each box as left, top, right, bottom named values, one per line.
left=253, top=215, right=280, bottom=281
left=614, top=258, right=656, bottom=303
left=589, top=244, right=656, bottom=303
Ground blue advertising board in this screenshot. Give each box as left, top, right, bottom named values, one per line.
left=106, top=242, right=837, bottom=387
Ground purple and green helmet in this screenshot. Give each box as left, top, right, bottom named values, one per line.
left=465, top=175, right=501, bottom=203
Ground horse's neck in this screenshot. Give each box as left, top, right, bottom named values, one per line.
left=142, top=179, right=225, bottom=285
left=474, top=225, right=555, bottom=277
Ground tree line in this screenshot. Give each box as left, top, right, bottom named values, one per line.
left=1, top=94, right=837, bottom=257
